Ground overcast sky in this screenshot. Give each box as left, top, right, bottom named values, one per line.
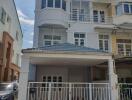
left=15, top=0, right=35, bottom=49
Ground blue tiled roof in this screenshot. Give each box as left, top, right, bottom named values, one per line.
left=23, top=43, right=106, bottom=53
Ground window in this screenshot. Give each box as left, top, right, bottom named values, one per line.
left=93, top=10, right=98, bottom=22
left=100, top=11, right=105, bottom=22
left=48, top=0, right=53, bottom=7
left=42, top=76, right=63, bottom=91
left=116, top=3, right=132, bottom=15
left=71, top=9, right=85, bottom=21
left=16, top=32, right=19, bottom=41
left=93, top=10, right=105, bottom=23
left=55, top=0, right=61, bottom=8
left=117, top=39, right=132, bottom=56
left=42, top=0, right=46, bottom=9
left=44, top=35, right=61, bottom=46
left=99, top=35, right=109, bottom=52
left=62, top=0, right=66, bottom=11
left=124, top=4, right=129, bottom=13
left=74, top=32, right=85, bottom=46
left=0, top=8, right=6, bottom=24
left=41, top=0, right=66, bottom=10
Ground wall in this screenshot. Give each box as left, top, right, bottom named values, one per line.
left=0, top=0, right=23, bottom=67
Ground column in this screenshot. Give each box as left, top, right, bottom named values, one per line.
left=108, top=59, right=118, bottom=100
left=18, top=55, right=30, bottom=100
left=89, top=1, right=93, bottom=22
left=66, top=0, right=71, bottom=14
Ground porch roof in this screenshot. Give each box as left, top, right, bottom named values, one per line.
left=22, top=43, right=109, bottom=55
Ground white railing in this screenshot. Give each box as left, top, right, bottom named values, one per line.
left=27, top=82, right=110, bottom=100
left=118, top=83, right=132, bottom=100
left=69, top=13, right=113, bottom=24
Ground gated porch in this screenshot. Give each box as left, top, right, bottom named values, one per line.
left=18, top=43, right=118, bottom=100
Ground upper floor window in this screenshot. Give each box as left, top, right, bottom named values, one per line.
left=74, top=32, right=85, bottom=46
left=44, top=35, right=61, bottom=46
left=71, top=9, right=85, bottom=21
left=0, top=7, right=6, bottom=24
left=93, top=10, right=105, bottom=23
left=99, top=34, right=109, bottom=52
left=116, top=3, right=132, bottom=15
left=41, top=0, right=66, bottom=10
left=117, top=39, right=132, bottom=56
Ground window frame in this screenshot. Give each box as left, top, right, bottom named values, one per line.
left=74, top=32, right=85, bottom=46
left=44, top=35, right=61, bottom=46
left=99, top=34, right=109, bottom=52
left=116, top=39, right=132, bottom=56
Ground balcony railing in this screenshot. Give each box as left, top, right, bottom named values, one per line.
left=118, top=83, right=132, bottom=100
left=69, top=13, right=113, bottom=24
left=27, top=82, right=110, bottom=100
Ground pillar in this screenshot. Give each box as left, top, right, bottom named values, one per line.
left=89, top=1, right=93, bottom=22
left=18, top=55, right=30, bottom=100
left=108, top=59, right=118, bottom=100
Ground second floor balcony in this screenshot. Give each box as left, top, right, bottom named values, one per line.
left=69, top=9, right=113, bottom=24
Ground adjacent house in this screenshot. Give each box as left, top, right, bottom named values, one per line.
left=19, top=0, right=132, bottom=100
left=0, top=0, right=23, bottom=82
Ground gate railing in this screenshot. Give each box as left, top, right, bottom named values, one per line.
left=118, top=83, right=132, bottom=100
left=27, top=82, right=110, bottom=100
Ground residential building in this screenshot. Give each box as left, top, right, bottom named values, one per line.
left=19, top=0, right=132, bottom=100
left=0, top=0, right=23, bottom=82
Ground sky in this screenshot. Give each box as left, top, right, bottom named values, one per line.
left=14, top=0, right=35, bottom=49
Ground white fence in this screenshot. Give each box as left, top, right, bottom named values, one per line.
left=27, top=82, right=110, bottom=100
left=118, top=83, right=132, bottom=100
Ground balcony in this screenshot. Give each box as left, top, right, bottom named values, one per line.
left=37, top=8, right=68, bottom=28
left=69, top=13, right=113, bottom=25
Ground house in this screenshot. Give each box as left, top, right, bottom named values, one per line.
left=19, top=0, right=132, bottom=100
left=0, top=0, right=23, bottom=82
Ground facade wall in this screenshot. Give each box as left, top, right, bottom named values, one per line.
left=33, top=0, right=132, bottom=83
left=0, top=0, right=22, bottom=82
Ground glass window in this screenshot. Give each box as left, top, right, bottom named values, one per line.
left=42, top=0, right=46, bottom=9
left=48, top=0, right=53, bottom=7
left=0, top=8, right=6, bottom=24
left=100, top=11, right=105, bottom=22
left=99, top=40, right=103, bottom=50
left=117, top=39, right=132, bottom=56
left=53, top=35, right=61, bottom=40
left=75, top=39, right=79, bottom=46
left=55, top=0, right=61, bottom=8
left=74, top=33, right=79, bottom=38
left=74, top=32, right=85, bottom=46
left=45, top=41, right=51, bottom=46
left=62, top=0, right=66, bottom=11
left=99, top=35, right=109, bottom=52
left=93, top=10, right=98, bottom=22
left=53, top=41, right=59, bottom=45
left=131, top=5, right=132, bottom=13
left=44, top=35, right=52, bottom=40
left=44, top=35, right=61, bottom=46
left=124, top=4, right=129, bottom=13
left=80, top=39, right=84, bottom=46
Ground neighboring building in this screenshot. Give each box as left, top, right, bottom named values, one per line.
left=0, top=0, right=23, bottom=82
left=19, top=0, right=132, bottom=100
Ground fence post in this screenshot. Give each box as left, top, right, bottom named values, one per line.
left=48, top=83, right=52, bottom=100
left=89, top=83, right=92, bottom=100
left=69, top=83, right=72, bottom=100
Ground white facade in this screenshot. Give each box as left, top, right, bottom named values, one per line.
left=33, top=0, right=113, bottom=52
left=0, top=0, right=23, bottom=66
